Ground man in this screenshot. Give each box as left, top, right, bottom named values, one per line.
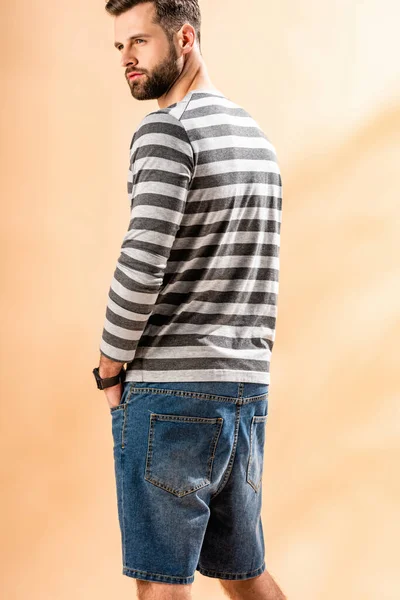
left=93, top=1, right=286, bottom=599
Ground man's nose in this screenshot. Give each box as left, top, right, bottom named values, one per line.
left=120, top=49, right=138, bottom=68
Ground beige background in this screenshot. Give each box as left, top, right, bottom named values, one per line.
left=1, top=0, right=399, bottom=598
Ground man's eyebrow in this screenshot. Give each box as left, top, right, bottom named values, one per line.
left=114, top=34, right=151, bottom=48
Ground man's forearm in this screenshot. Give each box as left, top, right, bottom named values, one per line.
left=99, top=352, right=126, bottom=378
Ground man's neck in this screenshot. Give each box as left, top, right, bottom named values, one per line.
left=157, top=63, right=217, bottom=109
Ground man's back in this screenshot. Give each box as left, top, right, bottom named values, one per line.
left=100, top=87, right=282, bottom=384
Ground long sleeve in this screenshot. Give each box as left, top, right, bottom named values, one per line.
left=99, top=111, right=194, bottom=363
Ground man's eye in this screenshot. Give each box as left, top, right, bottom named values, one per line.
left=117, top=39, right=145, bottom=51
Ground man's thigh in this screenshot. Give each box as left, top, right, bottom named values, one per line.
left=136, top=580, right=192, bottom=600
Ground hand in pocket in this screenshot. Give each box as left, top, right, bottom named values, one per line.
left=104, top=382, right=124, bottom=410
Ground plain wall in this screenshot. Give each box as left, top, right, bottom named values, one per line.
left=1, top=1, right=399, bottom=598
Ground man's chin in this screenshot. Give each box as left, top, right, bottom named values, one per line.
left=129, top=81, right=144, bottom=98
left=130, top=89, right=154, bottom=101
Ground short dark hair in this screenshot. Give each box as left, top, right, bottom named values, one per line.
left=105, top=0, right=202, bottom=49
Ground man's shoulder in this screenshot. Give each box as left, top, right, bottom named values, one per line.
left=138, top=107, right=186, bottom=131
left=130, top=109, right=189, bottom=151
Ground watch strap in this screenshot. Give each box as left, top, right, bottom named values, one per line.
left=93, top=366, right=126, bottom=390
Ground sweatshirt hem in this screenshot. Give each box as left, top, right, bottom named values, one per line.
left=124, top=370, right=270, bottom=384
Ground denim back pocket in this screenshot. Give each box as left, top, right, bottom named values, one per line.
left=144, top=413, right=224, bottom=498
left=247, top=414, right=268, bottom=492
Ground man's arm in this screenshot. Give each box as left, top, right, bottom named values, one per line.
left=98, top=353, right=125, bottom=378
left=98, top=111, right=194, bottom=371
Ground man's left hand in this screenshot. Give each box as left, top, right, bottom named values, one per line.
left=103, top=381, right=124, bottom=410
left=99, top=354, right=126, bottom=410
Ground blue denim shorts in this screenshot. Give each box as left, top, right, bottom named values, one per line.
left=110, top=380, right=269, bottom=585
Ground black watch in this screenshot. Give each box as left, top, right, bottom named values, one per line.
left=93, top=366, right=126, bottom=390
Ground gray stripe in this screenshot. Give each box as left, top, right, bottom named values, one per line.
left=190, top=170, right=281, bottom=190
left=196, top=146, right=277, bottom=164
left=187, top=124, right=266, bottom=141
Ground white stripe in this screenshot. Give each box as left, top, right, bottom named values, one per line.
left=117, top=252, right=165, bottom=287
left=125, top=369, right=270, bottom=383
left=133, top=343, right=273, bottom=360
left=132, top=156, right=190, bottom=176
left=141, top=112, right=187, bottom=125
left=195, top=159, right=281, bottom=177
left=110, top=277, right=158, bottom=304
left=100, top=339, right=135, bottom=362
left=156, top=278, right=280, bottom=296
left=183, top=96, right=241, bottom=111
left=102, top=318, right=143, bottom=342
left=133, top=180, right=188, bottom=198
left=128, top=201, right=185, bottom=224
left=150, top=302, right=278, bottom=319
left=184, top=113, right=258, bottom=130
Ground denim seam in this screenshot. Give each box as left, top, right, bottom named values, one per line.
left=210, top=403, right=241, bottom=501
left=121, top=452, right=126, bottom=567
left=121, top=405, right=128, bottom=449
left=247, top=416, right=267, bottom=492
left=197, top=561, right=265, bottom=577
left=123, top=565, right=194, bottom=583
left=148, top=414, right=223, bottom=423
left=247, top=417, right=258, bottom=492
left=126, top=385, right=269, bottom=405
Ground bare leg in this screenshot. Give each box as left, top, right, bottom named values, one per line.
left=135, top=580, right=192, bottom=600
left=219, top=569, right=287, bottom=600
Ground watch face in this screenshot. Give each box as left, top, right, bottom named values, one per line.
left=93, top=368, right=103, bottom=389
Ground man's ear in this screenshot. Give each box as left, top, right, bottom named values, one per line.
left=180, top=24, right=196, bottom=52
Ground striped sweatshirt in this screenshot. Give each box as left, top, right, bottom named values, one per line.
left=99, top=88, right=282, bottom=384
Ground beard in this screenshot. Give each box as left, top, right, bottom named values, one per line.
left=128, top=38, right=181, bottom=101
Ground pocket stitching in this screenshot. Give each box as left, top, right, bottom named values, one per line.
left=247, top=415, right=267, bottom=492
